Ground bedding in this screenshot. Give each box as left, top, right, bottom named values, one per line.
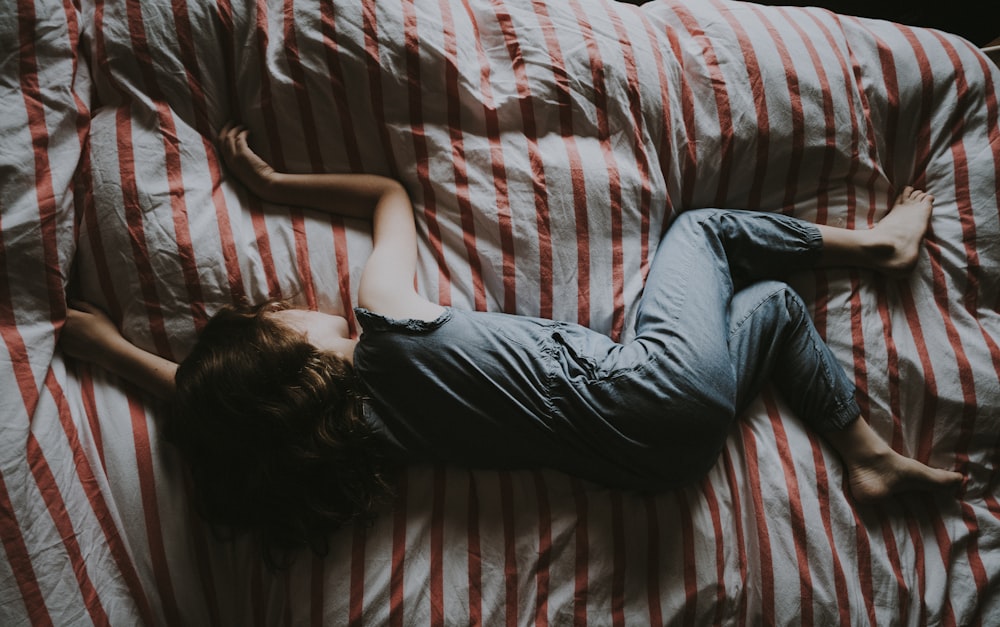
left=3, top=0, right=999, bottom=624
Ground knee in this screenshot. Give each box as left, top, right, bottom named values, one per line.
left=669, top=208, right=725, bottom=234
left=731, top=280, right=807, bottom=327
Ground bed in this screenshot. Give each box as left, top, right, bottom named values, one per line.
left=3, top=0, right=999, bottom=623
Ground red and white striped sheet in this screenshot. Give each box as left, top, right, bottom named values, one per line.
left=3, top=0, right=999, bottom=623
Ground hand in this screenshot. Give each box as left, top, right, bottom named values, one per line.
left=218, top=122, right=277, bottom=198
left=61, top=302, right=179, bottom=398
left=61, top=301, right=128, bottom=370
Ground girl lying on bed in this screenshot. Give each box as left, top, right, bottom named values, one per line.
left=61, top=123, right=964, bottom=562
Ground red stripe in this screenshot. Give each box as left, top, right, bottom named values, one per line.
left=905, top=33, right=988, bottom=610
left=283, top=0, right=324, bottom=173
left=78, top=128, right=122, bottom=321
left=467, top=474, right=483, bottom=626
left=744, top=10, right=803, bottom=212
left=170, top=0, right=209, bottom=132
left=874, top=502, right=909, bottom=624
left=859, top=32, right=919, bottom=625
left=170, top=0, right=244, bottom=310
left=18, top=0, right=65, bottom=321
left=252, top=0, right=316, bottom=309
left=122, top=0, right=207, bottom=327
left=961, top=43, right=1000, bottom=522
left=781, top=8, right=844, bottom=219
left=637, top=15, right=675, bottom=223
left=532, top=471, right=551, bottom=627
left=699, top=479, right=727, bottom=623
left=642, top=495, right=662, bottom=625
left=721, top=449, right=748, bottom=624
left=431, top=466, right=445, bottom=626
left=37, top=375, right=112, bottom=626
left=568, top=4, right=625, bottom=338
left=401, top=0, right=452, bottom=306
left=610, top=491, right=625, bottom=627
left=252, top=0, right=282, bottom=176
left=898, top=284, right=942, bottom=614
left=0, top=270, right=38, bottom=417
left=740, top=423, right=775, bottom=624
left=605, top=8, right=654, bottom=278
left=389, top=471, right=407, bottom=627
left=212, top=0, right=240, bottom=117
left=806, top=438, right=850, bottom=627
left=658, top=21, right=698, bottom=209
left=458, top=0, right=517, bottom=313
left=847, top=502, right=878, bottom=625
left=26, top=432, right=110, bottom=624
left=802, top=17, right=876, bottom=624
left=499, top=471, right=518, bottom=627
left=319, top=3, right=364, bottom=172
left=50, top=371, right=157, bottom=624
left=362, top=1, right=399, bottom=177
left=532, top=2, right=591, bottom=326
left=92, top=0, right=117, bottom=98
left=0, top=470, right=52, bottom=627
left=61, top=0, right=89, bottom=147
left=922, top=494, right=959, bottom=627
left=320, top=6, right=363, bottom=332
left=329, top=219, right=357, bottom=335
left=0, top=114, right=48, bottom=627
left=670, top=5, right=735, bottom=206
left=764, top=394, right=813, bottom=625
left=127, top=395, right=182, bottom=624
left=928, top=35, right=993, bottom=611
left=867, top=273, right=910, bottom=627
left=78, top=370, right=106, bottom=472
left=114, top=108, right=175, bottom=359
left=489, top=0, right=554, bottom=316
left=570, top=478, right=588, bottom=625
left=674, top=490, right=696, bottom=626
left=438, top=0, right=487, bottom=311
left=865, top=23, right=902, bottom=183
left=815, top=17, right=885, bottom=195
left=348, top=522, right=367, bottom=626
left=206, top=142, right=246, bottom=309
left=710, top=0, right=770, bottom=209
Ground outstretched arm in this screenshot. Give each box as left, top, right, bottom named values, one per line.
left=218, top=123, right=443, bottom=321
left=61, top=302, right=177, bottom=399
left=218, top=123, right=405, bottom=221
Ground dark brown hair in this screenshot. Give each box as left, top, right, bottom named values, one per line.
left=168, top=301, right=395, bottom=566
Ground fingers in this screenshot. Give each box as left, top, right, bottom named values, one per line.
left=217, top=121, right=246, bottom=156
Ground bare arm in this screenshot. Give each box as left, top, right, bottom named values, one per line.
left=61, top=302, right=177, bottom=399
left=218, top=123, right=443, bottom=321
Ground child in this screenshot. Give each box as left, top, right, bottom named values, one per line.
left=61, top=123, right=963, bottom=559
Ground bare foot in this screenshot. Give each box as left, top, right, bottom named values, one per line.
left=844, top=448, right=964, bottom=504
left=824, top=415, right=963, bottom=504
left=864, top=186, right=935, bottom=277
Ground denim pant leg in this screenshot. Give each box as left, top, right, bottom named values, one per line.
left=727, top=281, right=860, bottom=431
left=631, top=208, right=851, bottom=427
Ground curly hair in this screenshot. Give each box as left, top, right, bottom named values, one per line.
left=168, top=301, right=395, bottom=566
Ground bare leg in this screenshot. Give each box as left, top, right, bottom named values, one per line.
left=816, top=186, right=935, bottom=277
left=823, top=418, right=964, bottom=502
left=814, top=186, right=964, bottom=500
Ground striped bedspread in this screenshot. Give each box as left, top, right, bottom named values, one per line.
left=3, top=0, right=999, bottom=624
